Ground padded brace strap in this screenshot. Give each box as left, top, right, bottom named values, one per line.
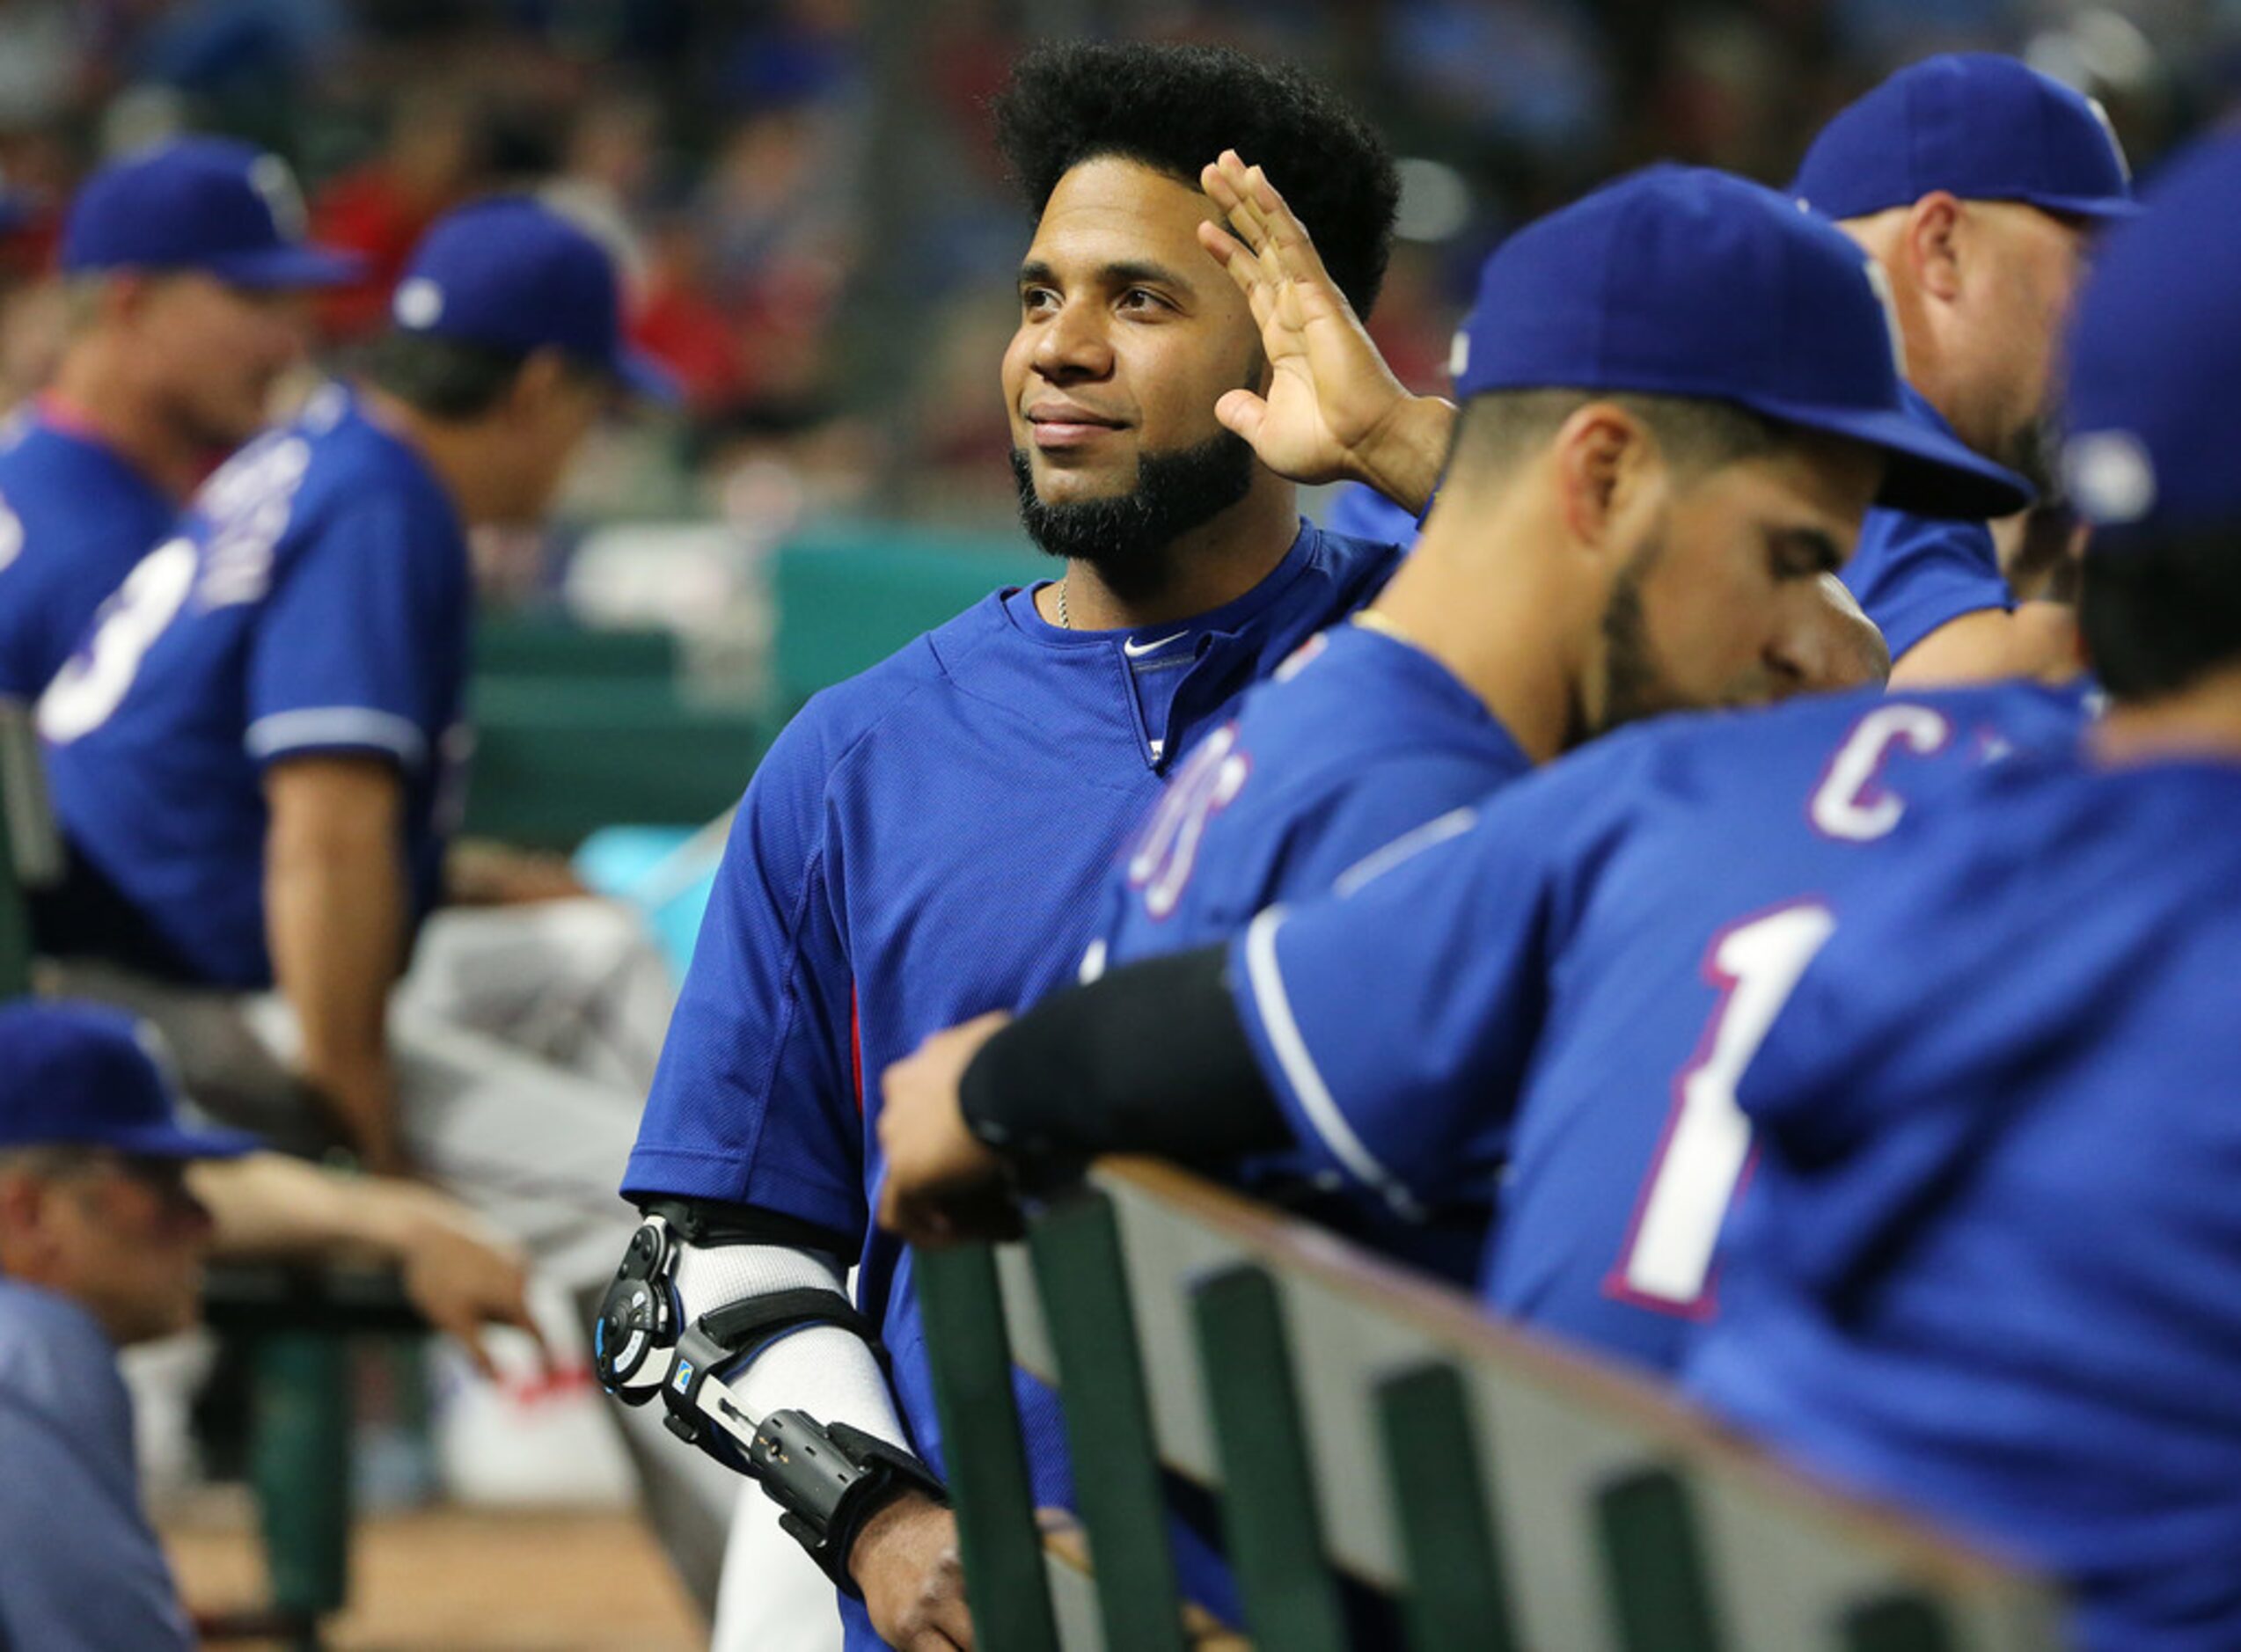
left=699, top=1286, right=878, bottom=1354
left=637, top=1195, right=854, bottom=1255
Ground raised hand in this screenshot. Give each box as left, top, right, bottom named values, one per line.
left=1197, top=150, right=1453, bottom=515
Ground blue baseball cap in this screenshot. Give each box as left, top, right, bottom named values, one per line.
left=62, top=137, right=363, bottom=288
left=0, top=1002, right=260, bottom=1161
left=2062, top=135, right=2241, bottom=543
left=1794, top=54, right=2138, bottom=224
left=388, top=197, right=677, bottom=403
left=1451, top=165, right=2032, bottom=520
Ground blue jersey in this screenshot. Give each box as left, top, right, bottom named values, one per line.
left=1097, top=618, right=1530, bottom=1278
left=0, top=1281, right=193, bottom=1651
left=1099, top=619, right=1528, bottom=968
left=1321, top=479, right=1422, bottom=549
left=1226, top=683, right=2089, bottom=1373
left=624, top=523, right=1396, bottom=1649
left=39, top=384, right=472, bottom=989
left=0, top=405, right=177, bottom=700
left=1838, top=386, right=2012, bottom=660
left=1691, top=752, right=2241, bottom=1651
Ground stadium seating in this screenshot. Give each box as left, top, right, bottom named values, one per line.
left=462, top=524, right=1036, bottom=850
left=773, top=518, right=1043, bottom=711
left=918, top=1159, right=2066, bottom=1652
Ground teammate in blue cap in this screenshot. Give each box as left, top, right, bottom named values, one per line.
left=0, top=137, right=360, bottom=701
left=36, top=194, right=669, bottom=1171
left=1795, top=53, right=2137, bottom=685
left=0, top=1000, right=256, bottom=1652
left=609, top=42, right=1410, bottom=1648
left=1683, top=133, right=2241, bottom=1650
left=27, top=191, right=741, bottom=1597
left=0, top=998, right=541, bottom=1648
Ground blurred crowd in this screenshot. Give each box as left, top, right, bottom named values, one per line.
left=0, top=0, right=2224, bottom=557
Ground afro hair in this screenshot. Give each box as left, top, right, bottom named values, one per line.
left=992, top=40, right=1401, bottom=319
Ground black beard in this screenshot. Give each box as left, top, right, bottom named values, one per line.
left=1575, top=533, right=1688, bottom=747
left=1010, top=431, right=1258, bottom=599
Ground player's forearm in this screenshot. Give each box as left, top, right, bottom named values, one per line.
left=265, top=774, right=410, bottom=1168
left=1887, top=601, right=2081, bottom=687
left=189, top=1152, right=435, bottom=1261
left=959, top=944, right=1286, bottom=1165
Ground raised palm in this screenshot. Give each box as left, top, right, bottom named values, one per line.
left=1197, top=150, right=1442, bottom=509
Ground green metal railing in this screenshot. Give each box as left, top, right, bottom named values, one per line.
left=919, top=1159, right=2066, bottom=1652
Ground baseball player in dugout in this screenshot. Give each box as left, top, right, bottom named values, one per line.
left=1689, top=135, right=2241, bottom=1648
left=0, top=998, right=541, bottom=1652
left=604, top=39, right=1424, bottom=1652
left=0, top=138, right=361, bottom=702
left=1796, top=54, right=2138, bottom=684
left=21, top=192, right=757, bottom=1592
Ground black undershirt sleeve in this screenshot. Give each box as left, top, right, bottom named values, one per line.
left=957, top=943, right=1289, bottom=1166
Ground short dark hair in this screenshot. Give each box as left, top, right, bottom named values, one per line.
left=1445, top=388, right=1789, bottom=487
left=357, top=331, right=537, bottom=420
left=2079, top=529, right=2241, bottom=700
left=0, top=1144, right=103, bottom=1181
left=992, top=41, right=1401, bottom=318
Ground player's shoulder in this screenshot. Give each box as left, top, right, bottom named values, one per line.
left=0, top=413, right=126, bottom=521
left=1849, top=501, right=1997, bottom=579
left=1241, top=620, right=1479, bottom=740
left=0, top=1282, right=116, bottom=1423
left=1294, top=523, right=1407, bottom=610
left=291, top=384, right=449, bottom=511
left=754, top=592, right=1014, bottom=786
left=1622, top=682, right=2083, bottom=785
left=0, top=409, right=56, bottom=477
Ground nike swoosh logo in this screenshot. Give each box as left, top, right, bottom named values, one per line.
left=1123, top=632, right=1188, bottom=658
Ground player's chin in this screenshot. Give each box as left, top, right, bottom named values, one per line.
left=1026, top=457, right=1139, bottom=504
left=205, top=398, right=275, bottom=450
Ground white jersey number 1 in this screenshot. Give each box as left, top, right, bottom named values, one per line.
left=1610, top=901, right=1835, bottom=1313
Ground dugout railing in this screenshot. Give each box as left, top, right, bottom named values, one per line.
left=917, top=1157, right=2067, bottom=1652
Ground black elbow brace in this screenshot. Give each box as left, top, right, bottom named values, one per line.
left=593, top=1202, right=948, bottom=1594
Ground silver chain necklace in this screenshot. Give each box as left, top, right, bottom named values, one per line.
left=1056, top=577, right=1070, bottom=630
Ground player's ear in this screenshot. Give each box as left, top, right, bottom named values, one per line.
left=506, top=347, right=577, bottom=419
left=1550, top=400, right=1652, bottom=552
left=0, top=1166, right=55, bottom=1269
left=1902, top=192, right=1965, bottom=306
left=91, top=272, right=150, bottom=330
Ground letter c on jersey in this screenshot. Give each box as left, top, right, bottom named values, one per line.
left=1808, top=704, right=1952, bottom=843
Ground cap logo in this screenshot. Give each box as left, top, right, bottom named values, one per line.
left=2064, top=429, right=2157, bottom=524
left=1447, top=328, right=1470, bottom=381
left=2085, top=96, right=2132, bottom=183
left=248, top=154, right=308, bottom=241
left=394, top=277, right=444, bottom=329
left=1860, top=258, right=1910, bottom=382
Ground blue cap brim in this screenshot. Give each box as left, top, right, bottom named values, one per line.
left=205, top=244, right=368, bottom=289
left=1741, top=393, right=2036, bottom=520
left=2018, top=190, right=2142, bottom=223
left=106, top=1118, right=263, bottom=1161
left=614, top=347, right=682, bottom=407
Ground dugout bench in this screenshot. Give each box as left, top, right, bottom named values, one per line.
left=917, top=1158, right=2068, bottom=1652
left=0, top=697, right=420, bottom=1652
